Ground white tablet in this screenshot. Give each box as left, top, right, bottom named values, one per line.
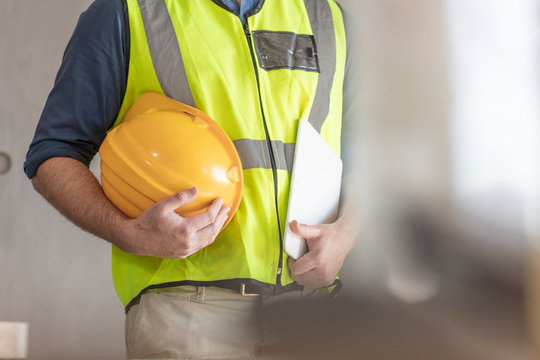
left=284, top=118, right=343, bottom=259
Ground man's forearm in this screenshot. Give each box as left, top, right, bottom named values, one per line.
left=31, top=157, right=230, bottom=259
left=337, top=170, right=362, bottom=244
left=31, top=157, right=136, bottom=252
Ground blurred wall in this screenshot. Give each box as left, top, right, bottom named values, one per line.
left=338, top=0, right=452, bottom=294
left=0, top=1, right=125, bottom=359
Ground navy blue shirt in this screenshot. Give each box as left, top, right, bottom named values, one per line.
left=24, top=0, right=358, bottom=178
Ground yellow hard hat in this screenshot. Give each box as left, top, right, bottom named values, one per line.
left=99, top=92, right=243, bottom=227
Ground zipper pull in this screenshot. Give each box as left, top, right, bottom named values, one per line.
left=277, top=267, right=282, bottom=275
left=243, top=23, right=251, bottom=37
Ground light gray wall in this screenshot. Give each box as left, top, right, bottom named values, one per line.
left=0, top=1, right=124, bottom=359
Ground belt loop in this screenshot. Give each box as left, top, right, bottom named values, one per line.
left=196, top=286, right=206, bottom=301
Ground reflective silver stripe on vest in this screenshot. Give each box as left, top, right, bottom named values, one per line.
left=138, top=0, right=196, bottom=107
left=234, top=139, right=295, bottom=172
left=304, top=0, right=337, bottom=132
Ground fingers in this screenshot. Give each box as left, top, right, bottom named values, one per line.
left=287, top=222, right=322, bottom=276
left=290, top=220, right=321, bottom=239
left=131, top=188, right=233, bottom=258
left=155, top=187, right=199, bottom=214
left=187, top=197, right=225, bottom=230
left=177, top=203, right=229, bottom=255
left=294, top=269, right=335, bottom=289
left=288, top=256, right=336, bottom=289
left=289, top=252, right=317, bottom=277
left=193, top=205, right=230, bottom=249
left=288, top=227, right=338, bottom=289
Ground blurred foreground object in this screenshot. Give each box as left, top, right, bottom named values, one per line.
left=261, top=286, right=534, bottom=360
left=99, top=92, right=243, bottom=225
left=527, top=253, right=540, bottom=358
left=0, top=322, right=28, bottom=359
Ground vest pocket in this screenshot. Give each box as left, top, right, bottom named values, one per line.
left=252, top=31, right=320, bottom=72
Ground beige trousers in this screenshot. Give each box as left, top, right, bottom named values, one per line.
left=125, top=286, right=300, bottom=360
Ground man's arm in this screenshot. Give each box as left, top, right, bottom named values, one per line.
left=25, top=0, right=229, bottom=259
left=32, top=157, right=229, bottom=259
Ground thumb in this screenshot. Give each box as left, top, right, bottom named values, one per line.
left=290, top=220, right=321, bottom=239
left=155, top=187, right=198, bottom=214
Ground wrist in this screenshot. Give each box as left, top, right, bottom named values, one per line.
left=107, top=215, right=142, bottom=254
left=335, top=214, right=360, bottom=250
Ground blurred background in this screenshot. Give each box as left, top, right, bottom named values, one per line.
left=1, top=0, right=540, bottom=359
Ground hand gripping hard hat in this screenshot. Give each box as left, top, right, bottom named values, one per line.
left=99, top=92, right=243, bottom=227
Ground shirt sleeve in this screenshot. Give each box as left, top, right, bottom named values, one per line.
left=339, top=6, right=361, bottom=175
left=23, top=0, right=128, bottom=179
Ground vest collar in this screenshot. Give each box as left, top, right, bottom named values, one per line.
left=210, top=0, right=266, bottom=17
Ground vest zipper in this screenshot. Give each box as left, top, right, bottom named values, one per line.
left=243, top=21, right=284, bottom=292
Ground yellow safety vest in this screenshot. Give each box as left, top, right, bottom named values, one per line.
left=112, top=0, right=347, bottom=309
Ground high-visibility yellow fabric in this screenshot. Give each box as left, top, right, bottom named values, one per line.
left=112, top=0, right=347, bottom=307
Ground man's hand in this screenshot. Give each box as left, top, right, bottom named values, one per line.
left=288, top=218, right=357, bottom=289
left=127, top=187, right=230, bottom=259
